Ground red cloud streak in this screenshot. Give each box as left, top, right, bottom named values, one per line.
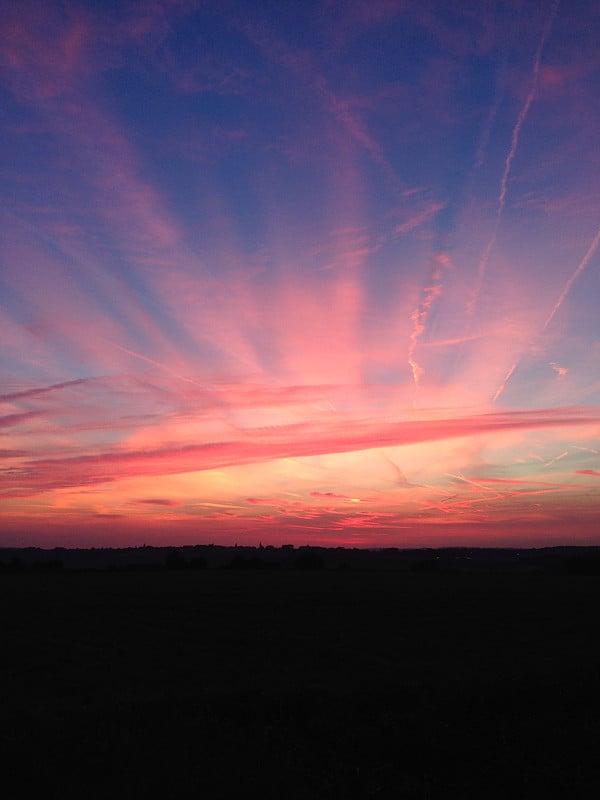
left=131, top=498, right=181, bottom=507
left=3, top=405, right=599, bottom=497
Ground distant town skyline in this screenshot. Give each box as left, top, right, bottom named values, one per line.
left=1, top=0, right=599, bottom=547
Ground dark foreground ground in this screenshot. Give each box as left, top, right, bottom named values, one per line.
left=2, top=564, right=600, bottom=798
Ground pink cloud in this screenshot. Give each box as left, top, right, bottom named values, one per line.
left=0, top=6, right=89, bottom=101
left=310, top=491, right=351, bottom=500
left=246, top=497, right=278, bottom=505
left=3, top=405, right=599, bottom=498
left=0, top=411, right=41, bottom=429
left=131, top=498, right=181, bottom=507
left=94, top=513, right=125, bottom=519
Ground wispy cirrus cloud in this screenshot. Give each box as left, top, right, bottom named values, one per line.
left=0, top=378, right=95, bottom=403
left=2, top=1, right=600, bottom=546
left=0, top=411, right=42, bottom=429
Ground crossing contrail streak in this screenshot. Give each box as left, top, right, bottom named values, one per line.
left=493, top=224, right=599, bottom=402
left=110, top=342, right=206, bottom=388
left=469, top=0, right=560, bottom=315
left=543, top=226, right=600, bottom=332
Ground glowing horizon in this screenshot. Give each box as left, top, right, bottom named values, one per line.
left=1, top=0, right=599, bottom=548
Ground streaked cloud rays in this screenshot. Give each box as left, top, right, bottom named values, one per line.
left=1, top=0, right=599, bottom=545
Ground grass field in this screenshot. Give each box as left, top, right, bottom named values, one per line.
left=2, top=568, right=600, bottom=797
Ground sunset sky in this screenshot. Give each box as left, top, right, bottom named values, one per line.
left=1, top=0, right=599, bottom=548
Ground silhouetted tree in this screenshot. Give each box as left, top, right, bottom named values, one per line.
left=228, top=554, right=266, bottom=570
left=410, top=558, right=440, bottom=573
left=565, top=557, right=600, bottom=576
left=294, top=551, right=324, bottom=570
left=165, top=550, right=187, bottom=570
left=31, top=559, right=64, bottom=573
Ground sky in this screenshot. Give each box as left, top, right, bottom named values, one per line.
left=1, top=0, right=599, bottom=548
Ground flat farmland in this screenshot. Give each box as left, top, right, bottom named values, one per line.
left=2, top=568, right=600, bottom=798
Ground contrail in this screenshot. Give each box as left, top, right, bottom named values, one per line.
left=316, top=79, right=405, bottom=197
left=407, top=253, right=451, bottom=398
left=110, top=342, right=205, bottom=388
left=543, top=226, right=600, bottom=332
left=493, top=224, right=600, bottom=402
left=492, top=362, right=518, bottom=403
left=470, top=0, right=560, bottom=314
left=448, top=473, right=498, bottom=493
left=544, top=450, right=569, bottom=467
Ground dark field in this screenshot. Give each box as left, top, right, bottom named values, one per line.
left=2, top=564, right=600, bottom=798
